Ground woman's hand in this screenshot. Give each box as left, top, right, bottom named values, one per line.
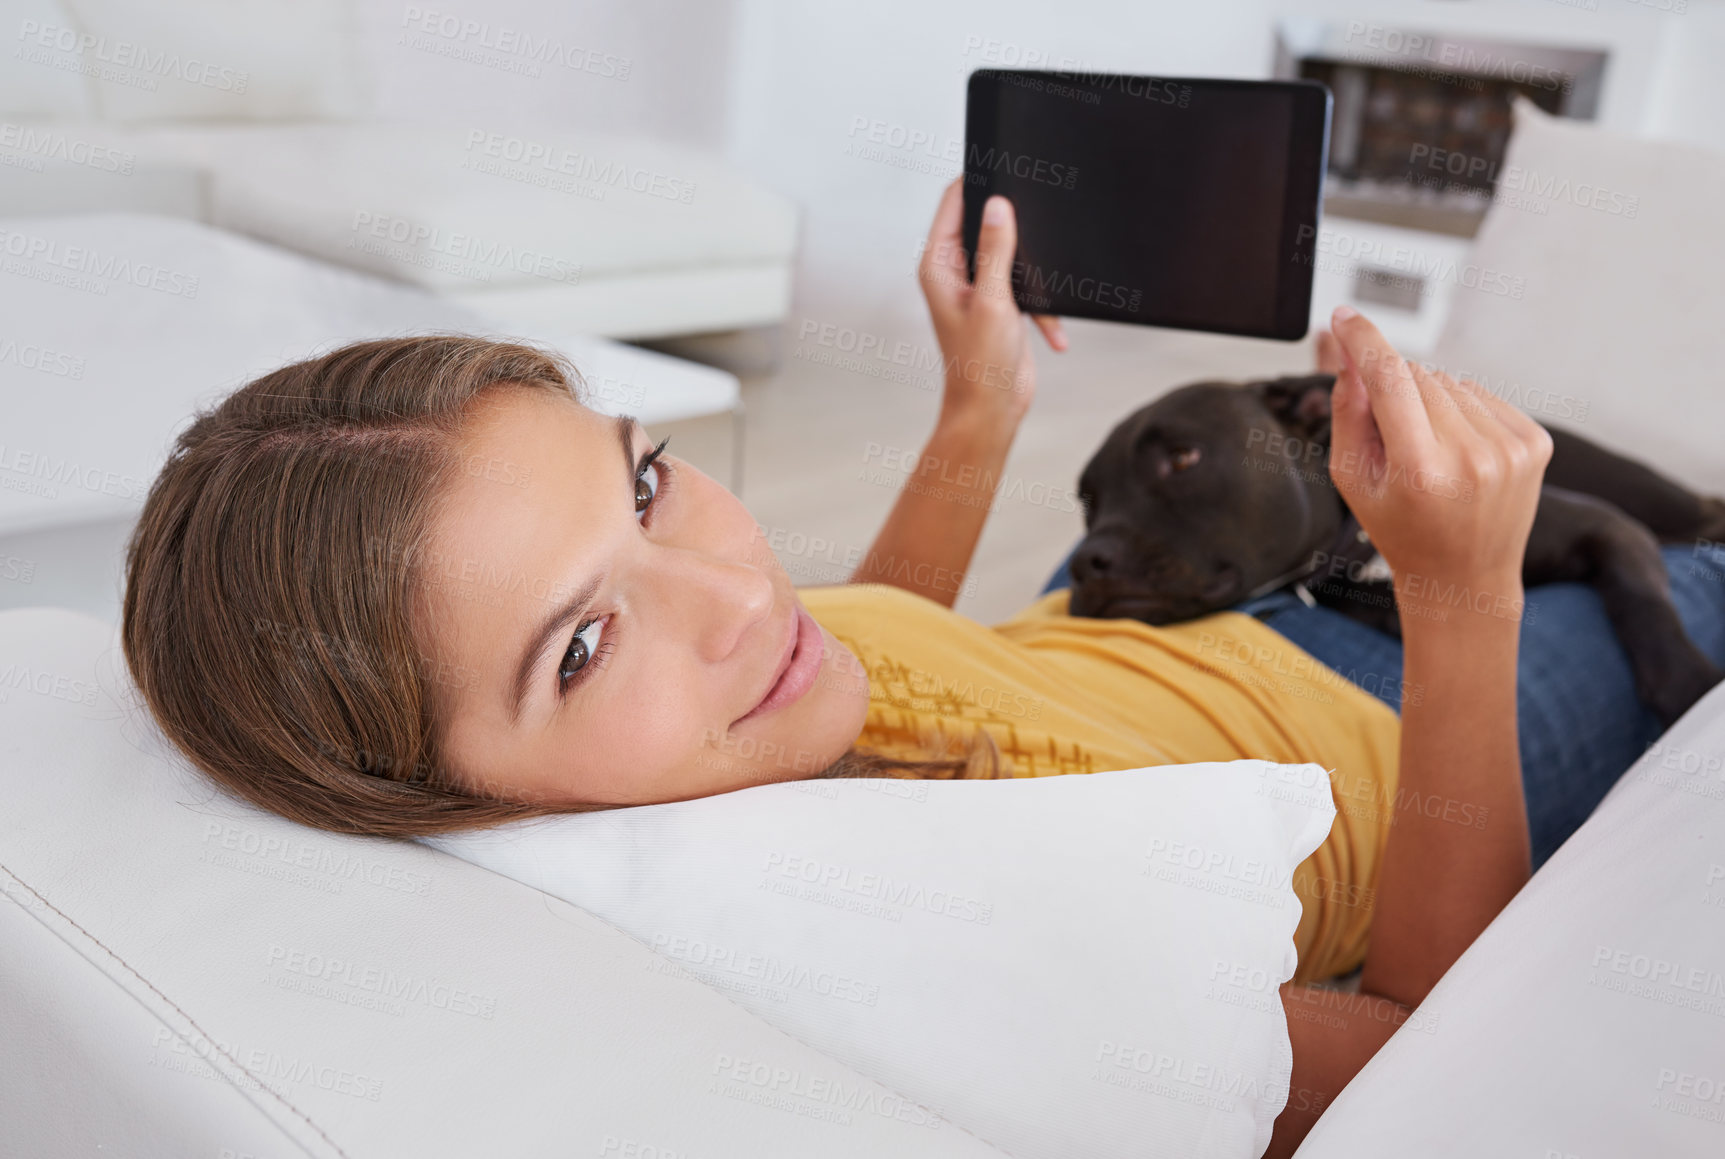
left=918, top=178, right=1066, bottom=426
left=1326, top=306, right=1553, bottom=614
left=849, top=182, right=1064, bottom=606
left=1267, top=309, right=1547, bottom=1159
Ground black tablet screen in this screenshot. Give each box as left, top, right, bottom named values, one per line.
left=964, top=72, right=1329, bottom=340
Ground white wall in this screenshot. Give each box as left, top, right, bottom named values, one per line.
left=724, top=0, right=1277, bottom=335
left=357, top=0, right=742, bottom=148
left=1644, top=0, right=1725, bottom=149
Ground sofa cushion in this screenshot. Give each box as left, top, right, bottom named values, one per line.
left=124, top=123, right=797, bottom=281
left=1434, top=97, right=1725, bottom=492
left=1292, top=679, right=1725, bottom=1156
left=56, top=0, right=367, bottom=121
left=2, top=0, right=95, bottom=119
left=17, top=121, right=799, bottom=337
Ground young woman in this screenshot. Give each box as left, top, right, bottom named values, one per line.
left=122, top=179, right=1669, bottom=1155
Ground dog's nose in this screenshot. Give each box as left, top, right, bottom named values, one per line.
left=1070, top=540, right=1119, bottom=583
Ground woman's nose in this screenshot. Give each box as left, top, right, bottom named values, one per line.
left=669, top=550, right=777, bottom=664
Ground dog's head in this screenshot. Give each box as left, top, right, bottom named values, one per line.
left=1067, top=374, right=1345, bottom=623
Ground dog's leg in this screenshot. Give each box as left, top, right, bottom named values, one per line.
left=1524, top=486, right=1723, bottom=728
left=1544, top=425, right=1725, bottom=543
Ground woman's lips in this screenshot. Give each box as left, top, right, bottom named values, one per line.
left=734, top=604, right=825, bottom=724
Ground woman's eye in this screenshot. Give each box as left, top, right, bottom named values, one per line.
left=558, top=616, right=606, bottom=685
left=631, top=448, right=662, bottom=520
left=635, top=459, right=662, bottom=517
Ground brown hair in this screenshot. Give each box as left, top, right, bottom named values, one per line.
left=120, top=335, right=1002, bottom=838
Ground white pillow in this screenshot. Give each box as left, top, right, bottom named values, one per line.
left=1434, top=97, right=1725, bottom=491
left=425, top=758, right=1337, bottom=1159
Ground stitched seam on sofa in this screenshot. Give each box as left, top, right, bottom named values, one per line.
left=0, top=859, right=351, bottom=1159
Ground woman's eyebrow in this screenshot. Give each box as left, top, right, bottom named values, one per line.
left=507, top=413, right=641, bottom=726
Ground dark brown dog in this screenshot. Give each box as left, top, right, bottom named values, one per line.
left=1069, top=373, right=1725, bottom=727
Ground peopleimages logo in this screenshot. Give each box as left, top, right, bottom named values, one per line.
left=398, top=6, right=631, bottom=78
left=0, top=122, right=134, bottom=174
left=964, top=144, right=1078, bottom=189
left=0, top=227, right=200, bottom=298
left=0, top=663, right=98, bottom=706
left=0, top=441, right=148, bottom=501
left=711, top=1054, right=944, bottom=1129
left=15, top=20, right=251, bottom=92
left=265, top=943, right=498, bottom=1019
left=650, top=933, right=882, bottom=1006
left=0, top=336, right=84, bottom=379
left=1094, top=1040, right=1288, bottom=1109
left=346, top=211, right=581, bottom=285
left=462, top=130, right=697, bottom=203
left=1342, top=23, right=1572, bottom=94
left=201, top=820, right=432, bottom=896
left=761, top=851, right=994, bottom=924
left=1013, top=258, right=1143, bottom=312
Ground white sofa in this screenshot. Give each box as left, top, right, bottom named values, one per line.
left=0, top=213, right=742, bottom=624
left=2, top=0, right=798, bottom=626
left=1292, top=680, right=1725, bottom=1157
left=1431, top=99, right=1725, bottom=493
left=2, top=0, right=799, bottom=341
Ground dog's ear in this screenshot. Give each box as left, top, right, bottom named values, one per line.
left=1255, top=374, right=1336, bottom=440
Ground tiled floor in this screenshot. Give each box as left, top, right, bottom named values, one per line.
left=730, top=312, right=1322, bottom=625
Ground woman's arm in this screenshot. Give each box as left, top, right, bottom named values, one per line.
left=848, top=180, right=1065, bottom=607
left=1265, top=307, right=1552, bottom=1157
left=848, top=403, right=1022, bottom=607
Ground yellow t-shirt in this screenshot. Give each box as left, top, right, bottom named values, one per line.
left=800, top=582, right=1403, bottom=983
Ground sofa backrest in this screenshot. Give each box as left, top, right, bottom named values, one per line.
left=10, top=0, right=368, bottom=122
left=1435, top=98, right=1725, bottom=493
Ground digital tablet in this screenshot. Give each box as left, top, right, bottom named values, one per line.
left=962, top=71, right=1332, bottom=341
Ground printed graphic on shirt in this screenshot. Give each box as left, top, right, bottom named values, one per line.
left=833, top=632, right=1099, bottom=778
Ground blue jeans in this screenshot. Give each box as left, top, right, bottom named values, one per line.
left=1040, top=544, right=1725, bottom=868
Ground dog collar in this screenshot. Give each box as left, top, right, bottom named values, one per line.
left=1242, top=515, right=1375, bottom=604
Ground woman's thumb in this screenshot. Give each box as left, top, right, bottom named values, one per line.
left=973, top=195, right=1019, bottom=302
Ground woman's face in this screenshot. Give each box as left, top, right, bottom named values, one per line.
left=418, top=385, right=871, bottom=808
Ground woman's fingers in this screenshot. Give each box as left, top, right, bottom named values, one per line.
left=1328, top=307, right=1433, bottom=458
left=1438, top=372, right=1512, bottom=449
left=917, top=179, right=967, bottom=297
left=1445, top=368, right=1550, bottom=449
left=1032, top=314, right=1067, bottom=351
left=1417, top=364, right=1552, bottom=475
left=1408, top=360, right=1478, bottom=441
left=1322, top=308, right=1551, bottom=589
left=1326, top=337, right=1384, bottom=490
